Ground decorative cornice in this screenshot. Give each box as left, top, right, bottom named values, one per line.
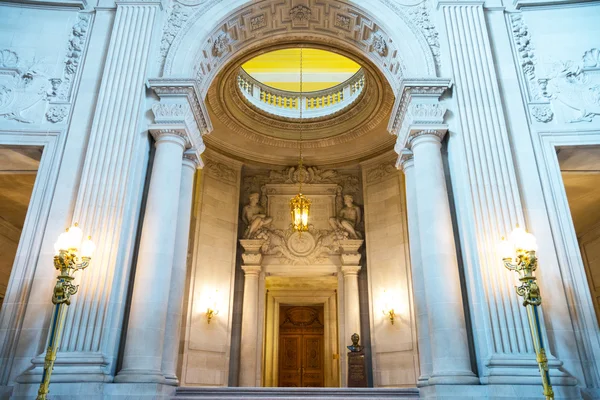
left=388, top=78, right=452, bottom=153
left=147, top=78, right=213, bottom=135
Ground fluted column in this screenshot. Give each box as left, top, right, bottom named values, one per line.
left=410, top=130, right=477, bottom=385
left=398, top=149, right=433, bottom=385
left=115, top=130, right=187, bottom=383
left=162, top=151, right=200, bottom=384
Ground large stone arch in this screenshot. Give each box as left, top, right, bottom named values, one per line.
left=161, top=0, right=439, bottom=96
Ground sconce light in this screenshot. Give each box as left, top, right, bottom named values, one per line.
left=381, top=289, right=396, bottom=325
left=206, top=289, right=219, bottom=324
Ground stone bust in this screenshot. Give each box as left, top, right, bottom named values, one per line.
left=329, top=194, right=362, bottom=239
left=347, top=333, right=364, bottom=352
left=242, top=192, right=272, bottom=239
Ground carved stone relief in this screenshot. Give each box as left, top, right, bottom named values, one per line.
left=366, top=162, right=397, bottom=183
left=203, top=160, right=237, bottom=184
left=509, top=13, right=554, bottom=123
left=161, top=0, right=438, bottom=87
left=540, top=48, right=600, bottom=123
left=378, top=0, right=441, bottom=73
left=0, top=50, right=49, bottom=123
left=289, top=4, right=312, bottom=22
left=243, top=165, right=360, bottom=197
left=240, top=165, right=363, bottom=265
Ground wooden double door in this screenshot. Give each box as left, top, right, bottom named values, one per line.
left=278, top=305, right=324, bottom=387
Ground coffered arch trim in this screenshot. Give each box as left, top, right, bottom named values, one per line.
left=163, top=0, right=437, bottom=96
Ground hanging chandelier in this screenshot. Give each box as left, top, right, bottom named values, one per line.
left=290, top=47, right=311, bottom=232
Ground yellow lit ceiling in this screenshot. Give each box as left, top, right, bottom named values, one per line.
left=242, top=48, right=361, bottom=92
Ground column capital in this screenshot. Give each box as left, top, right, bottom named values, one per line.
left=388, top=79, right=452, bottom=154
left=242, top=265, right=262, bottom=276
left=183, top=149, right=203, bottom=169
left=149, top=128, right=188, bottom=148
left=397, top=148, right=414, bottom=171
left=408, top=128, right=448, bottom=147
left=242, top=253, right=263, bottom=265
left=147, top=79, right=212, bottom=161
left=341, top=265, right=361, bottom=276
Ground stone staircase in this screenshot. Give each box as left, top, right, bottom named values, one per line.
left=174, top=387, right=420, bottom=399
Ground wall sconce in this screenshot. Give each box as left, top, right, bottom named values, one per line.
left=381, top=289, right=396, bottom=325
left=206, top=289, right=219, bottom=324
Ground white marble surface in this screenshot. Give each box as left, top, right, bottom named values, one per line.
left=0, top=0, right=599, bottom=398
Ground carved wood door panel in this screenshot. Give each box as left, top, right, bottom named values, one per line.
left=278, top=335, right=302, bottom=386
left=278, top=306, right=324, bottom=387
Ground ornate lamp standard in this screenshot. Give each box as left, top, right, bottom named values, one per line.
left=36, top=223, right=95, bottom=400
left=499, top=226, right=554, bottom=400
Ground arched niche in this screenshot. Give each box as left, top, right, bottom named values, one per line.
left=162, top=0, right=438, bottom=97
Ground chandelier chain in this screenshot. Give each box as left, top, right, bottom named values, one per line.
left=299, top=47, right=303, bottom=192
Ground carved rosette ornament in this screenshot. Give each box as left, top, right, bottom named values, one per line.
left=46, top=105, right=69, bottom=123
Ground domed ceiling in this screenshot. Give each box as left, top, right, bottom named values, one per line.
left=204, top=45, right=396, bottom=167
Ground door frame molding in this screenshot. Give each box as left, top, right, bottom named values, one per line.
left=533, top=127, right=600, bottom=387
left=0, top=129, right=66, bottom=384
left=263, top=290, right=339, bottom=387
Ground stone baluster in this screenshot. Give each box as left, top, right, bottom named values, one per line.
left=162, top=151, right=202, bottom=384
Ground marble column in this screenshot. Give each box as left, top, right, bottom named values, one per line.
left=410, top=129, right=477, bottom=385
left=238, top=240, right=264, bottom=387
left=398, top=149, right=433, bottom=385
left=162, top=151, right=201, bottom=384
left=115, top=130, right=187, bottom=383
left=341, top=265, right=361, bottom=340
left=340, top=241, right=363, bottom=342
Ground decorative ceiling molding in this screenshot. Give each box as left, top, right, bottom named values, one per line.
left=162, top=0, right=437, bottom=95
left=206, top=52, right=394, bottom=150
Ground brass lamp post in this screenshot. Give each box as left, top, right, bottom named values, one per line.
left=37, top=223, right=95, bottom=400
left=499, top=226, right=554, bottom=400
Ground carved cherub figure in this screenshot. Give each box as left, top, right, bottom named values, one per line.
left=329, top=194, right=362, bottom=239
left=242, top=192, right=272, bottom=239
